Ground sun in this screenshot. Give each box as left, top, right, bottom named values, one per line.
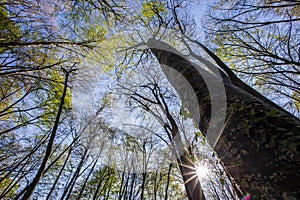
left=196, top=164, right=209, bottom=179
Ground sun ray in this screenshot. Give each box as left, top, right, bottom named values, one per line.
left=184, top=174, right=198, bottom=184
left=179, top=163, right=197, bottom=170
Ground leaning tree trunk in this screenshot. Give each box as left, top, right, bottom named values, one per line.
left=148, top=39, right=300, bottom=200
left=178, top=151, right=206, bottom=200
left=164, top=100, right=205, bottom=200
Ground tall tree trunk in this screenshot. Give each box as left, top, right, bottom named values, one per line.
left=148, top=39, right=300, bottom=200
left=20, top=69, right=71, bottom=200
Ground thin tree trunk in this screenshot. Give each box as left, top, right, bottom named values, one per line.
left=140, top=172, right=147, bottom=200
left=123, top=172, right=130, bottom=199
left=76, top=158, right=99, bottom=200
left=20, top=69, right=71, bottom=200
left=92, top=167, right=108, bottom=200
left=104, top=175, right=113, bottom=200
left=46, top=147, right=72, bottom=200
left=99, top=169, right=113, bottom=198
left=164, top=163, right=172, bottom=200
left=153, top=170, right=158, bottom=200
left=118, top=171, right=125, bottom=200
left=129, top=173, right=136, bottom=200
left=62, top=148, right=88, bottom=200
left=130, top=61, right=206, bottom=200
left=160, top=82, right=206, bottom=200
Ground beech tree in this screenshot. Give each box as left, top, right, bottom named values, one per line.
left=148, top=38, right=300, bottom=199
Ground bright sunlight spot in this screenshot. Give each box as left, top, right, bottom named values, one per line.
left=196, top=164, right=209, bottom=179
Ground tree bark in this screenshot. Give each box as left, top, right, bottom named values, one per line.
left=148, top=39, right=300, bottom=200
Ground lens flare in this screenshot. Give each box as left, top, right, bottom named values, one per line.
left=196, top=164, right=209, bottom=178
left=243, top=194, right=251, bottom=200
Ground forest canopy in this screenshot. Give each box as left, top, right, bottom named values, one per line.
left=0, top=0, right=299, bottom=199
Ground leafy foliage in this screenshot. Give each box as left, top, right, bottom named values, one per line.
left=142, top=0, right=167, bottom=19
left=1, top=0, right=298, bottom=199
left=0, top=7, right=21, bottom=43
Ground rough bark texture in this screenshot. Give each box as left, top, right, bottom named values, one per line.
left=148, top=39, right=300, bottom=200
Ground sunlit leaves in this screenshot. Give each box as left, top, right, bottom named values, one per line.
left=0, top=78, right=17, bottom=120
left=0, top=6, right=21, bottom=43
left=0, top=174, right=19, bottom=199
left=292, top=91, right=300, bottom=111
left=50, top=70, right=71, bottom=109
left=142, top=0, right=167, bottom=19
left=42, top=69, right=71, bottom=124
